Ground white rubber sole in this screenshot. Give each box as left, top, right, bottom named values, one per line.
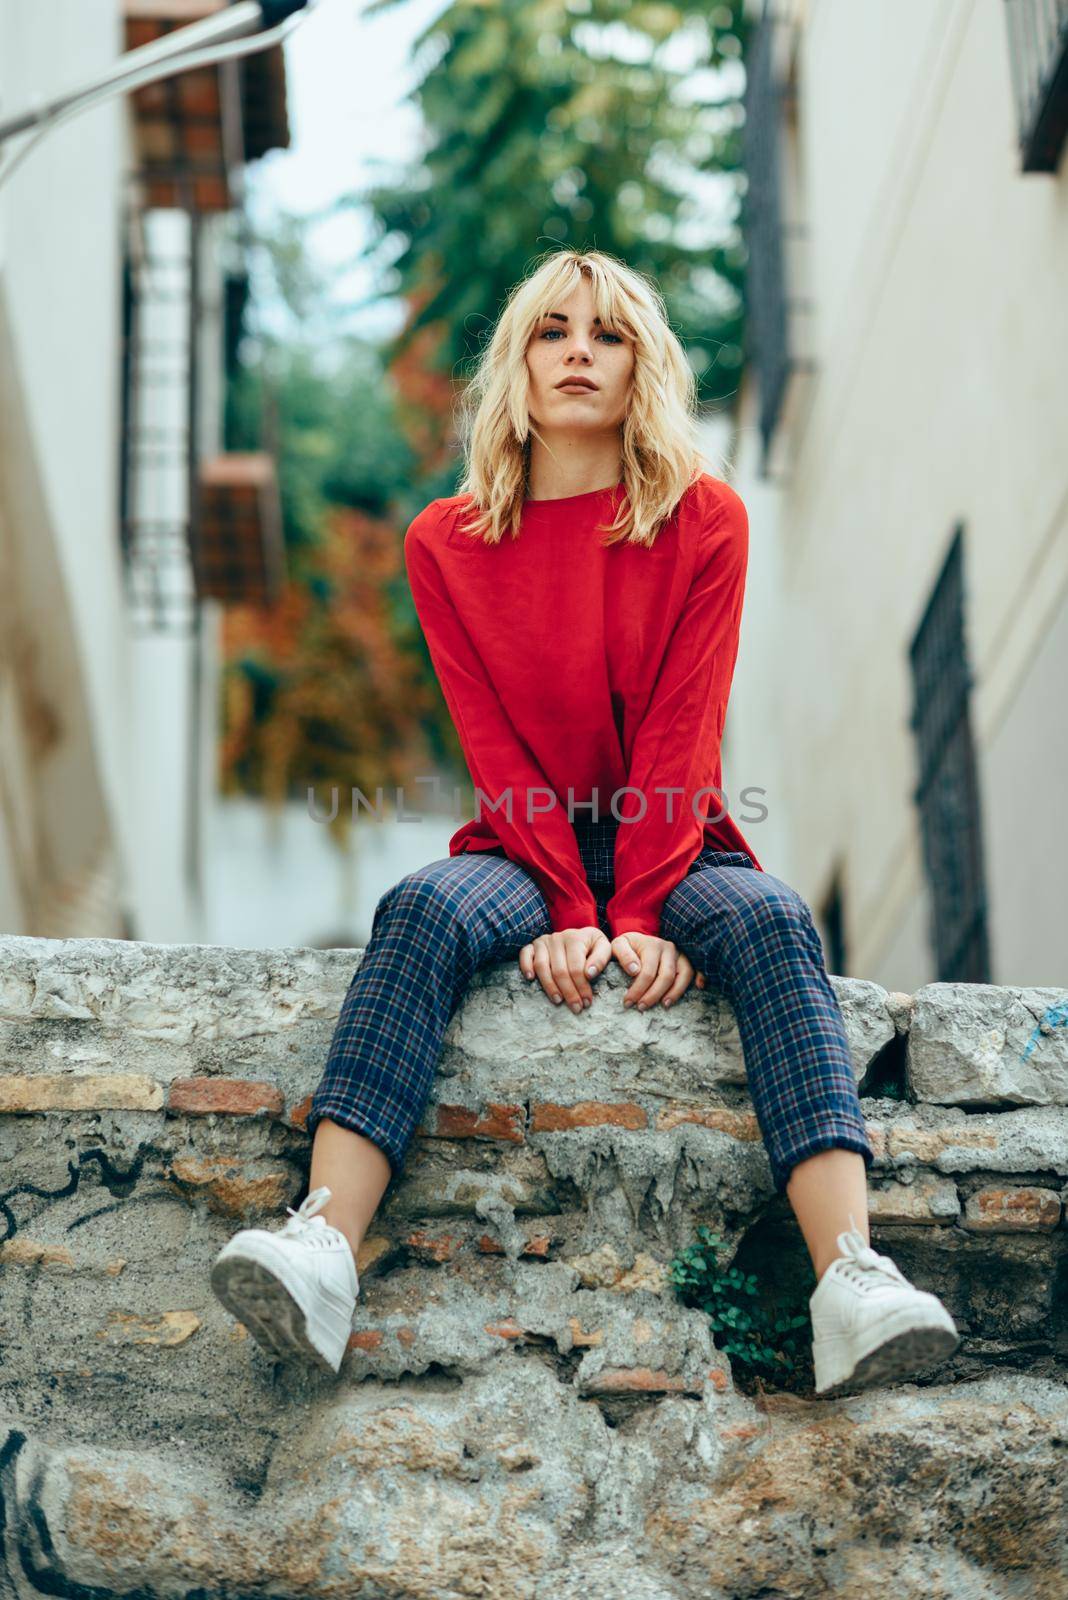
left=210, top=1237, right=355, bottom=1374
left=813, top=1302, right=960, bottom=1397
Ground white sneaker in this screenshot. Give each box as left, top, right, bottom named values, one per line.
left=810, top=1217, right=959, bottom=1397
left=210, top=1185, right=359, bottom=1374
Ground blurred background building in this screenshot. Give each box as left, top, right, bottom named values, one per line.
left=1, top=0, right=1064, bottom=985
left=730, top=0, right=1068, bottom=989
left=0, top=0, right=287, bottom=942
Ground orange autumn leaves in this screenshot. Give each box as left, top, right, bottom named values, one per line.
left=219, top=504, right=436, bottom=844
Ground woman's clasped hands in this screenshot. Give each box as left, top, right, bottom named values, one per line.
left=518, top=926, right=708, bottom=1013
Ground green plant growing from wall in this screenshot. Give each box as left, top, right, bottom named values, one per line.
left=669, top=1224, right=812, bottom=1383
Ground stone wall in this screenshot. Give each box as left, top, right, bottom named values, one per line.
left=0, top=935, right=1066, bottom=1597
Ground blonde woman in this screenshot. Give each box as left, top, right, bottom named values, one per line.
left=211, top=249, right=958, bottom=1396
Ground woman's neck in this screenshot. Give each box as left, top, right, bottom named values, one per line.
left=525, top=437, right=623, bottom=502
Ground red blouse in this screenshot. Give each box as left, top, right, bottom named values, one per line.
left=403, top=471, right=763, bottom=940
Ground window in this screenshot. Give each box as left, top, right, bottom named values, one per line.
left=1003, top=0, right=1068, bottom=172
left=908, top=525, right=992, bottom=982
left=818, top=865, right=847, bottom=979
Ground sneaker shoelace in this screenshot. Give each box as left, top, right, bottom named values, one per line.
left=278, top=1184, right=341, bottom=1249
left=832, top=1222, right=909, bottom=1294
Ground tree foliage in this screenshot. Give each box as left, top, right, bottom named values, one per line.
left=354, top=0, right=751, bottom=425
left=218, top=0, right=754, bottom=820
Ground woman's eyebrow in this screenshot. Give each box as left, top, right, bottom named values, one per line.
left=544, top=311, right=605, bottom=326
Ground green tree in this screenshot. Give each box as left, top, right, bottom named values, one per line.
left=353, top=0, right=751, bottom=434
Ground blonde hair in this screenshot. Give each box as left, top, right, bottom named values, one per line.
left=454, top=248, right=709, bottom=549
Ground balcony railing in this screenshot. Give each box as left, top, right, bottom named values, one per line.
left=1004, top=0, right=1068, bottom=171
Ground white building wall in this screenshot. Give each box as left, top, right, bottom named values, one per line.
left=731, top=0, right=1068, bottom=988
left=0, top=2, right=229, bottom=942
left=0, top=0, right=128, bottom=934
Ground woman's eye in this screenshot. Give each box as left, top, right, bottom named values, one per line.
left=539, top=328, right=623, bottom=343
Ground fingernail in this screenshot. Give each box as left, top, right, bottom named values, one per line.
left=570, top=1002, right=582, bottom=1014
left=552, top=995, right=562, bottom=1005
left=629, top=962, right=639, bottom=973
left=586, top=965, right=597, bottom=976
left=637, top=1002, right=646, bottom=1012
left=582, top=998, right=590, bottom=1009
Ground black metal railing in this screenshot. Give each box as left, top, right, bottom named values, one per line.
left=742, top=5, right=790, bottom=468
left=908, top=525, right=992, bottom=982
left=1004, top=0, right=1068, bottom=170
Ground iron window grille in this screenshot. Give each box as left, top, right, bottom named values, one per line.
left=1003, top=0, right=1068, bottom=171
left=908, top=524, right=992, bottom=982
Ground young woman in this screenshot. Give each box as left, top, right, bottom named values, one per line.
left=211, top=248, right=958, bottom=1397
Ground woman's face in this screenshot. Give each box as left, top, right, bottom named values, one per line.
left=525, top=277, right=635, bottom=435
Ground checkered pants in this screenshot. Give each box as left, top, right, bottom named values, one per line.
left=307, top=816, right=875, bottom=1193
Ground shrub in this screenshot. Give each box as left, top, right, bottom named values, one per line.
left=669, top=1225, right=812, bottom=1382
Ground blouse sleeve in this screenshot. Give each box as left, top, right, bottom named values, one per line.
left=604, top=484, right=749, bottom=940
left=405, top=510, right=599, bottom=934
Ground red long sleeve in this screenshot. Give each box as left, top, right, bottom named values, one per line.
left=404, top=512, right=600, bottom=932
left=604, top=483, right=749, bottom=938
left=402, top=475, right=761, bottom=944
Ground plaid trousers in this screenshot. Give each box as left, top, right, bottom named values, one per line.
left=307, top=816, right=875, bottom=1193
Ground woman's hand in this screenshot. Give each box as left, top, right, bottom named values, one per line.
left=519, top=926, right=612, bottom=1012
left=611, top=931, right=708, bottom=1009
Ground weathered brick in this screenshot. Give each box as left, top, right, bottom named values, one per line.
left=422, top=1103, right=525, bottom=1143
left=405, top=1230, right=462, bottom=1264
left=720, top=1421, right=763, bottom=1439
left=886, top=1125, right=998, bottom=1162
left=0, top=1073, right=164, bottom=1113
left=395, top=1326, right=416, bottom=1348
left=348, top=1328, right=384, bottom=1352
left=581, top=1366, right=701, bottom=1396
left=565, top=1244, right=668, bottom=1294
left=706, top=1367, right=730, bottom=1394
left=165, top=1156, right=290, bottom=1217
left=566, top=1317, right=604, bottom=1347
left=866, top=1124, right=888, bottom=1160
left=167, top=1078, right=284, bottom=1117
left=485, top=1318, right=523, bottom=1340
left=477, top=1232, right=551, bottom=1257
left=0, top=1238, right=74, bottom=1268
left=867, top=1176, right=961, bottom=1225
left=97, top=1311, right=200, bottom=1347
left=655, top=1105, right=760, bottom=1140
left=529, top=1100, right=647, bottom=1132
left=616, top=1254, right=669, bottom=1294
left=355, top=1234, right=393, bottom=1275
left=962, top=1186, right=1062, bottom=1232
left=287, top=1093, right=313, bottom=1130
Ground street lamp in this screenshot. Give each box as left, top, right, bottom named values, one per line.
left=0, top=0, right=317, bottom=191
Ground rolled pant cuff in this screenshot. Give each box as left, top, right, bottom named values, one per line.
left=305, top=1101, right=402, bottom=1178
left=773, top=1132, right=875, bottom=1194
